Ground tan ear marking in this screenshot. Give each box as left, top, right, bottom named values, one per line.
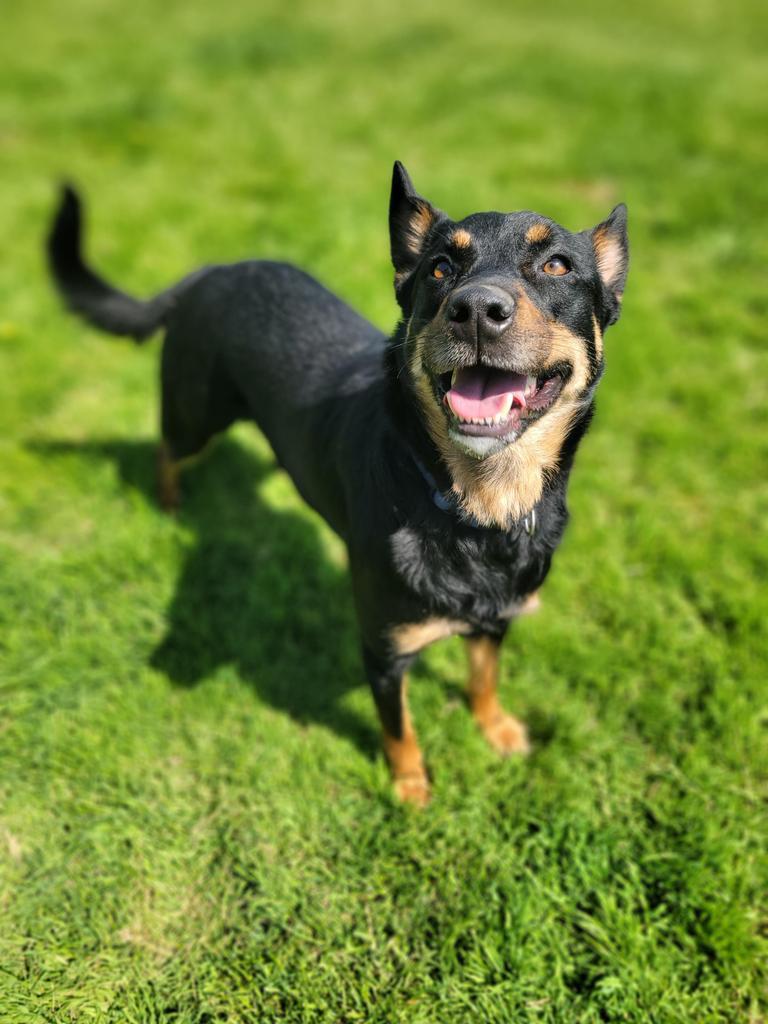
left=406, top=202, right=436, bottom=256
left=593, top=224, right=626, bottom=290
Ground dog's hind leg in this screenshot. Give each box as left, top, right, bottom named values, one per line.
left=157, top=325, right=245, bottom=513
left=157, top=393, right=213, bottom=514
left=157, top=440, right=182, bottom=513
left=465, top=632, right=530, bottom=756
left=363, top=647, right=430, bottom=807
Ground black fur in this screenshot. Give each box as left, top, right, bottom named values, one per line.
left=47, top=165, right=628, bottom=788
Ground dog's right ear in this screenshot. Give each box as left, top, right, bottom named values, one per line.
left=389, top=162, right=443, bottom=287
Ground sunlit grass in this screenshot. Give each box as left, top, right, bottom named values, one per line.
left=0, top=1, right=766, bottom=1020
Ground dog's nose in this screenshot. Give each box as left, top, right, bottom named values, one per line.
left=447, top=285, right=514, bottom=345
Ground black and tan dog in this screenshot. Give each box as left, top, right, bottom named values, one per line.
left=47, top=164, right=628, bottom=805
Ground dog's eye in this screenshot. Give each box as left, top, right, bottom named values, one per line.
left=432, top=259, right=453, bottom=280
left=542, top=257, right=570, bottom=276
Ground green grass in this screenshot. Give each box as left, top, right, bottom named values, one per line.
left=1, top=0, right=767, bottom=1020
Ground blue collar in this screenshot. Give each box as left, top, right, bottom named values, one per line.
left=408, top=448, right=537, bottom=536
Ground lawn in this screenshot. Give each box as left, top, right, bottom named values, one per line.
left=1, top=0, right=766, bottom=1020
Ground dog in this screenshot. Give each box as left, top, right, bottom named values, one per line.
left=47, top=163, right=628, bottom=805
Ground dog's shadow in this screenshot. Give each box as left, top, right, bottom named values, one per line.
left=32, top=436, right=378, bottom=754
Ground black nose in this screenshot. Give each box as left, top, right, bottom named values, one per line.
left=447, top=284, right=514, bottom=345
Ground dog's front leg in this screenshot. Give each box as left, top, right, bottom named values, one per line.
left=363, top=646, right=430, bottom=807
left=465, top=632, right=530, bottom=756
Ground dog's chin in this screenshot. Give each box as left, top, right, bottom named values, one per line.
left=430, top=364, right=567, bottom=460
left=447, top=425, right=520, bottom=459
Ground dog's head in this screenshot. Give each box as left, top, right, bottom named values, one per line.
left=388, top=161, right=629, bottom=525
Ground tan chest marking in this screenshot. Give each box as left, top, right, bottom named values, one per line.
left=501, top=590, right=542, bottom=619
left=391, top=617, right=472, bottom=656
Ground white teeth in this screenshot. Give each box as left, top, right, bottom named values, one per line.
left=451, top=368, right=459, bottom=387
left=459, top=408, right=517, bottom=426
left=497, top=395, right=514, bottom=420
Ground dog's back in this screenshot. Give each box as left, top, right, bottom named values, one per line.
left=48, top=186, right=389, bottom=533
left=159, top=260, right=388, bottom=530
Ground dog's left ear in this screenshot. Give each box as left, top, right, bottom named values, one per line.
left=389, top=161, right=443, bottom=287
left=591, top=204, right=629, bottom=326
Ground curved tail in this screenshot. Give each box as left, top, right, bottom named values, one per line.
left=47, top=185, right=178, bottom=342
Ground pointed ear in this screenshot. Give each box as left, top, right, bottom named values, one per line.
left=591, top=203, right=629, bottom=324
left=389, top=161, right=443, bottom=283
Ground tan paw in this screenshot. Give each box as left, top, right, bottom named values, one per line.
left=394, top=772, right=431, bottom=807
left=481, top=714, right=531, bottom=757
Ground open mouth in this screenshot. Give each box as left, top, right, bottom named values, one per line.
left=435, top=365, right=566, bottom=439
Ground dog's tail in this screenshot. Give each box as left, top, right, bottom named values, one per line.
left=47, top=185, right=180, bottom=342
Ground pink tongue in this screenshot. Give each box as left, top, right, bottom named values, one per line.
left=446, top=367, right=528, bottom=421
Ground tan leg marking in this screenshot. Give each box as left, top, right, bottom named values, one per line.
left=465, top=636, right=530, bottom=756
left=157, top=442, right=181, bottom=513
left=501, top=589, right=542, bottom=619
left=381, top=676, right=430, bottom=807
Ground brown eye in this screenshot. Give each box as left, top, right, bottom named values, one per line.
left=432, top=259, right=453, bottom=280
left=542, top=257, right=570, bottom=276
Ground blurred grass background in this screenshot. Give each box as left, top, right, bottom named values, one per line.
left=1, top=0, right=767, bottom=1021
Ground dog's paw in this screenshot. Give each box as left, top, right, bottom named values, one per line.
left=158, top=490, right=180, bottom=516
left=482, top=714, right=531, bottom=757
left=394, top=772, right=431, bottom=807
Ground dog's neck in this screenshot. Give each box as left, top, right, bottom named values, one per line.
left=385, top=330, right=593, bottom=530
